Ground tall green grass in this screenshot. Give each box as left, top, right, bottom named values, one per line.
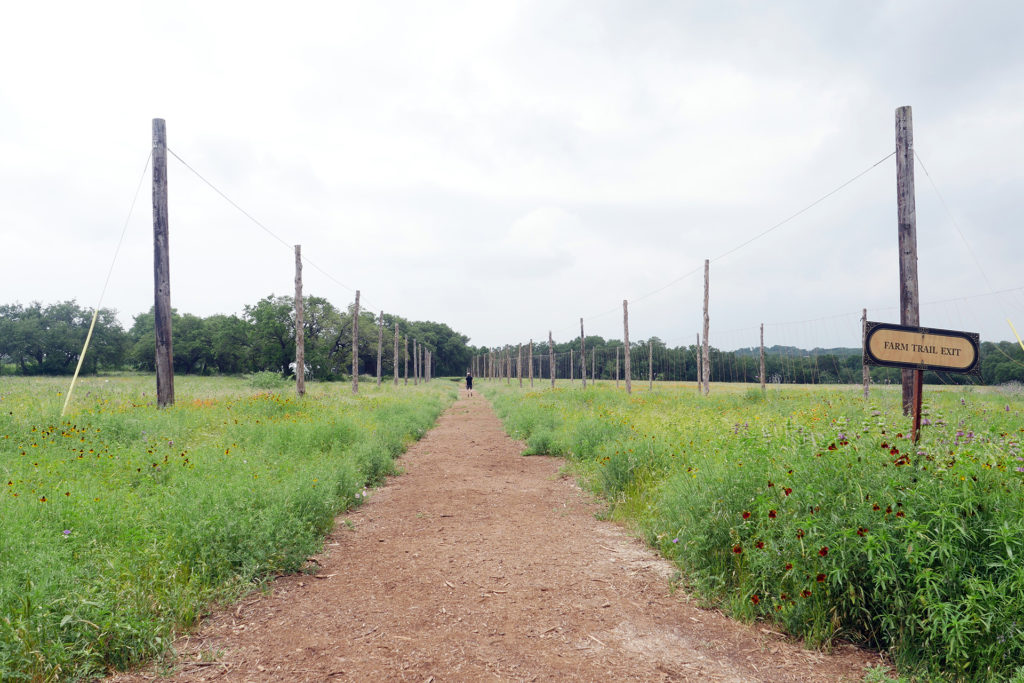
left=0, top=375, right=454, bottom=680
left=485, top=381, right=1024, bottom=681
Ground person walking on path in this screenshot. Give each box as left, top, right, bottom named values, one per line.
left=465, top=370, right=473, bottom=396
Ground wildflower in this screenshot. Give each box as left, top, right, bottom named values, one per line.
left=796, top=529, right=805, bottom=539
left=784, top=487, right=793, bottom=496
left=751, top=595, right=760, bottom=605
left=62, top=529, right=71, bottom=536
left=732, top=544, right=743, bottom=554
left=768, top=510, right=777, bottom=519
left=816, top=573, right=826, bottom=582
left=755, top=540, right=765, bottom=549
left=800, top=589, right=812, bottom=598
left=896, top=510, right=905, bottom=518
left=872, top=503, right=881, bottom=511
left=785, top=563, right=793, bottom=571
left=672, top=538, right=679, bottom=544
left=742, top=511, right=751, bottom=520
left=819, top=546, right=828, bottom=557
left=767, top=480, right=775, bottom=487
left=857, top=527, right=868, bottom=537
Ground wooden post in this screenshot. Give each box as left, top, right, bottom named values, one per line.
left=648, top=341, right=653, bottom=391
left=152, top=118, right=174, bottom=408
left=404, top=336, right=409, bottom=385
left=702, top=259, right=710, bottom=396
left=580, top=318, right=587, bottom=389
left=518, top=343, right=523, bottom=388
left=376, top=312, right=384, bottom=388
left=591, top=349, right=596, bottom=385
left=896, top=105, right=920, bottom=415
left=623, top=300, right=632, bottom=395
left=759, top=323, right=766, bottom=391
left=393, top=321, right=399, bottom=386
left=506, top=347, right=511, bottom=385
left=529, top=339, right=534, bottom=387
left=911, top=367, right=923, bottom=442
left=413, top=340, right=419, bottom=386
left=862, top=309, right=870, bottom=399
left=616, top=346, right=620, bottom=388
left=351, top=290, right=360, bottom=394
left=294, top=245, right=305, bottom=397
left=696, top=334, right=701, bottom=393
left=548, top=331, right=555, bottom=388
left=570, top=348, right=574, bottom=384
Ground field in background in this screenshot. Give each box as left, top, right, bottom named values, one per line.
left=0, top=374, right=455, bottom=680
left=484, top=380, right=1024, bottom=681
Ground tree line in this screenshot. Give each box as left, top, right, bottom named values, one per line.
left=0, top=298, right=472, bottom=380
left=4, top=300, right=1023, bottom=385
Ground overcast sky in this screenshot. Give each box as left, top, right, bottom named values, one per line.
left=2, top=1, right=1023, bottom=350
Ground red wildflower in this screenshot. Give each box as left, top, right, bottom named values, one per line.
left=885, top=506, right=892, bottom=515
left=896, top=510, right=905, bottom=518
left=784, top=487, right=793, bottom=496
left=732, top=544, right=743, bottom=554
left=880, top=442, right=889, bottom=449
left=800, top=589, right=812, bottom=598
left=890, top=447, right=900, bottom=456
left=742, top=511, right=751, bottom=520
left=827, top=443, right=837, bottom=451
left=857, top=527, right=868, bottom=537
left=785, top=562, right=793, bottom=571
left=768, top=509, right=777, bottom=519
left=796, top=529, right=805, bottom=539
left=755, top=540, right=765, bottom=549
left=816, top=573, right=826, bottom=583
left=818, top=546, right=828, bottom=557
left=767, top=480, right=775, bottom=487
left=751, top=595, right=760, bottom=605
left=872, top=503, right=881, bottom=511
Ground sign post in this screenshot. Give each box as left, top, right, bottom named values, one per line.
left=863, top=322, right=980, bottom=442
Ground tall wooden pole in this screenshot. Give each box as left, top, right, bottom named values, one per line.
left=862, top=309, right=870, bottom=399
left=648, top=341, right=653, bottom=391
left=404, top=337, right=409, bottom=385
left=376, top=312, right=384, bottom=387
left=570, top=348, right=574, bottom=384
left=896, top=105, right=920, bottom=415
left=757, top=325, right=765, bottom=389
left=591, top=349, right=595, bottom=385
left=616, top=346, right=620, bottom=389
left=548, top=331, right=555, bottom=388
left=529, top=339, right=534, bottom=387
left=702, top=259, right=710, bottom=396
left=413, top=340, right=419, bottom=386
left=580, top=318, right=587, bottom=389
left=517, top=343, right=523, bottom=388
left=623, top=300, right=632, bottom=395
left=393, top=322, right=399, bottom=386
left=294, top=245, right=305, bottom=397
left=152, top=118, right=174, bottom=408
left=696, top=334, right=702, bottom=393
left=351, top=290, right=360, bottom=394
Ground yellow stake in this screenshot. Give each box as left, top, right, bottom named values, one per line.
left=61, top=308, right=101, bottom=417
left=1010, top=319, right=1024, bottom=355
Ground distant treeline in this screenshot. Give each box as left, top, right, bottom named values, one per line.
left=3, top=301, right=1023, bottom=385
left=0, top=298, right=473, bottom=380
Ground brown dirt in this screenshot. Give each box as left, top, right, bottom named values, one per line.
left=111, top=389, right=884, bottom=682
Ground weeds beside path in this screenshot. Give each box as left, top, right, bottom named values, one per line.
left=112, top=389, right=881, bottom=681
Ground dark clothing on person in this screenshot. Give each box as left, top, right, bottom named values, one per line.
left=466, top=373, right=473, bottom=390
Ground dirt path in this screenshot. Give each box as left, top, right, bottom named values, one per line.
left=113, top=390, right=881, bottom=682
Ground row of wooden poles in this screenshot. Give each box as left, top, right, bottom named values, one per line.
left=151, top=119, right=434, bottom=407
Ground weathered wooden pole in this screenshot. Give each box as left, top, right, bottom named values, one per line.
left=152, top=118, right=174, bottom=408
left=294, top=245, right=305, bottom=397
left=506, top=347, right=511, bottom=385
left=696, top=334, right=702, bottom=393
left=623, top=300, right=632, bottom=395
left=404, top=337, right=409, bottom=385
left=413, top=340, right=419, bottom=385
left=376, top=312, right=384, bottom=387
left=648, top=341, right=653, bottom=391
left=351, top=290, right=360, bottom=394
left=759, top=323, right=766, bottom=391
left=616, top=346, right=620, bottom=388
left=896, top=105, right=920, bottom=415
left=517, top=343, right=523, bottom=388
left=570, top=348, right=574, bottom=384
left=548, top=331, right=555, bottom=388
left=393, top=321, right=399, bottom=386
left=591, top=349, right=596, bottom=385
left=529, top=339, right=534, bottom=387
left=580, top=318, right=587, bottom=389
left=862, top=309, right=870, bottom=399
left=702, top=259, right=710, bottom=396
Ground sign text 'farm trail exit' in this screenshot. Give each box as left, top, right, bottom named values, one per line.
left=863, top=322, right=980, bottom=374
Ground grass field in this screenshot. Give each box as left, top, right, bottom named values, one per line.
left=484, top=379, right=1024, bottom=682
left=0, top=374, right=455, bottom=681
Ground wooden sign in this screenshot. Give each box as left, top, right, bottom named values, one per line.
left=864, top=322, right=980, bottom=374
